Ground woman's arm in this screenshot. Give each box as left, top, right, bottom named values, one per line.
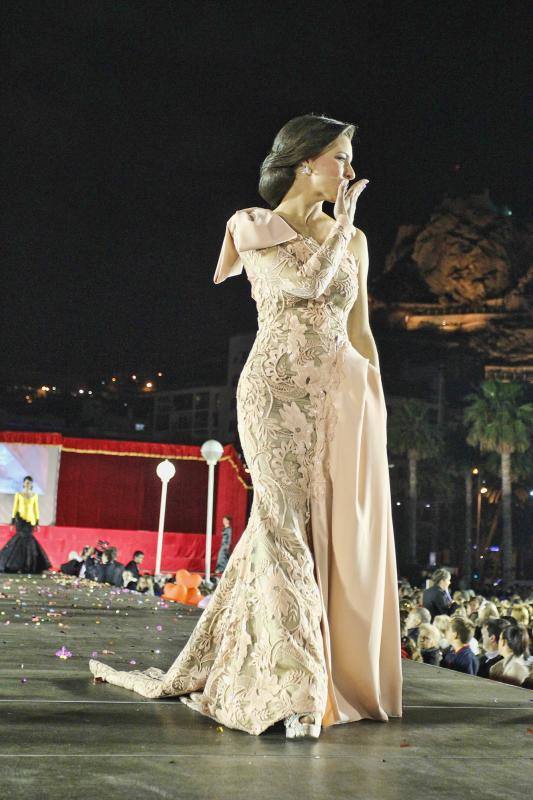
left=11, top=493, right=19, bottom=524
left=34, top=494, right=39, bottom=526
left=276, top=218, right=356, bottom=300
left=347, top=229, right=380, bottom=370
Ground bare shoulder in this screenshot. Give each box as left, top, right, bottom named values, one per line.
left=348, top=227, right=368, bottom=260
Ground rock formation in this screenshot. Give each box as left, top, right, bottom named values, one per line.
left=374, top=190, right=532, bottom=308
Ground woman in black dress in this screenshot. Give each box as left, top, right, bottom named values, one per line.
left=0, top=475, right=51, bottom=573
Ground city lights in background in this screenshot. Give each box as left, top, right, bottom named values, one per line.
left=9, top=369, right=170, bottom=408
left=12, top=372, right=167, bottom=398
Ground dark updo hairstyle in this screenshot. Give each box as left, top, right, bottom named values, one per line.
left=23, top=475, right=33, bottom=484
left=259, top=113, right=358, bottom=209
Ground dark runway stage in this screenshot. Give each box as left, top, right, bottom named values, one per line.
left=1, top=575, right=531, bottom=799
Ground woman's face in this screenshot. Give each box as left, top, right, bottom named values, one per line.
left=22, top=478, right=33, bottom=493
left=498, top=635, right=512, bottom=657
left=418, top=631, right=437, bottom=650
left=446, top=625, right=458, bottom=645
left=307, top=134, right=356, bottom=201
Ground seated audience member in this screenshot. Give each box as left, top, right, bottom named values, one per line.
left=510, top=604, right=530, bottom=628
left=478, top=618, right=510, bottom=678
left=82, top=549, right=103, bottom=581
left=400, top=620, right=421, bottom=661
left=489, top=624, right=531, bottom=687
left=442, top=617, right=479, bottom=675
left=61, top=547, right=91, bottom=577
left=452, top=604, right=468, bottom=619
left=136, top=575, right=155, bottom=595
left=101, top=547, right=124, bottom=587
left=405, top=606, right=431, bottom=643
left=93, top=539, right=109, bottom=564
left=433, top=614, right=452, bottom=659
left=477, top=597, right=496, bottom=614
left=412, top=590, right=423, bottom=608
left=124, top=550, right=144, bottom=583
left=455, top=604, right=479, bottom=654
left=122, top=569, right=138, bottom=591
left=417, top=623, right=443, bottom=666
left=423, top=569, right=459, bottom=621
left=475, top=601, right=500, bottom=639
left=399, top=581, right=412, bottom=600
left=468, top=619, right=481, bottom=661
left=80, top=539, right=109, bottom=581
left=467, top=596, right=482, bottom=620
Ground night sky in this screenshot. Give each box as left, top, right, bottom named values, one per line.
left=3, top=1, right=530, bottom=388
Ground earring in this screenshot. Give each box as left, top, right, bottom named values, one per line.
left=301, top=164, right=312, bottom=175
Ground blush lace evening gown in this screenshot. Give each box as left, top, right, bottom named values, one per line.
left=89, top=207, right=403, bottom=735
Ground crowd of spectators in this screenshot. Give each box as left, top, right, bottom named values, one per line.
left=60, top=542, right=163, bottom=595
left=59, top=548, right=532, bottom=690
left=400, top=567, right=533, bottom=689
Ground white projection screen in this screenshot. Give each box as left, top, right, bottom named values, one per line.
left=0, top=443, right=61, bottom=525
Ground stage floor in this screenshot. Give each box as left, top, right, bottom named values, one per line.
left=1, top=575, right=531, bottom=800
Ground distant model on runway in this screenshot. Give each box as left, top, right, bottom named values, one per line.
left=0, top=475, right=51, bottom=573
left=214, top=515, right=233, bottom=575
left=90, top=113, right=403, bottom=738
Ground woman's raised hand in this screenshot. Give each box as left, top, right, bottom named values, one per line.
left=334, top=178, right=369, bottom=227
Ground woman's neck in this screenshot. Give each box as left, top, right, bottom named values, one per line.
left=273, top=195, right=325, bottom=229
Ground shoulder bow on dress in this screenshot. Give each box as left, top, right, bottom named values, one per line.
left=213, top=207, right=298, bottom=284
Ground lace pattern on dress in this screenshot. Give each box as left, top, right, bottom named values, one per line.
left=89, top=225, right=359, bottom=736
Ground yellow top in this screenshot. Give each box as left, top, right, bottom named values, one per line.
left=12, top=492, right=39, bottom=526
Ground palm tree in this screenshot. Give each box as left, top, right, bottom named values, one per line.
left=388, top=398, right=442, bottom=563
left=463, top=380, right=533, bottom=587
left=483, top=447, right=533, bottom=580
left=434, top=416, right=478, bottom=584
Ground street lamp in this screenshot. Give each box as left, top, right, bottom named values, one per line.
left=201, top=439, right=224, bottom=585
left=155, top=459, right=176, bottom=575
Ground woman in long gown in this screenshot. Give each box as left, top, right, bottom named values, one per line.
left=89, top=113, right=403, bottom=738
left=0, top=475, right=51, bottom=573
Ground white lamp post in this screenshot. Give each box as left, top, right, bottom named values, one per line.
left=201, top=439, right=224, bottom=585
left=155, top=459, right=176, bottom=575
